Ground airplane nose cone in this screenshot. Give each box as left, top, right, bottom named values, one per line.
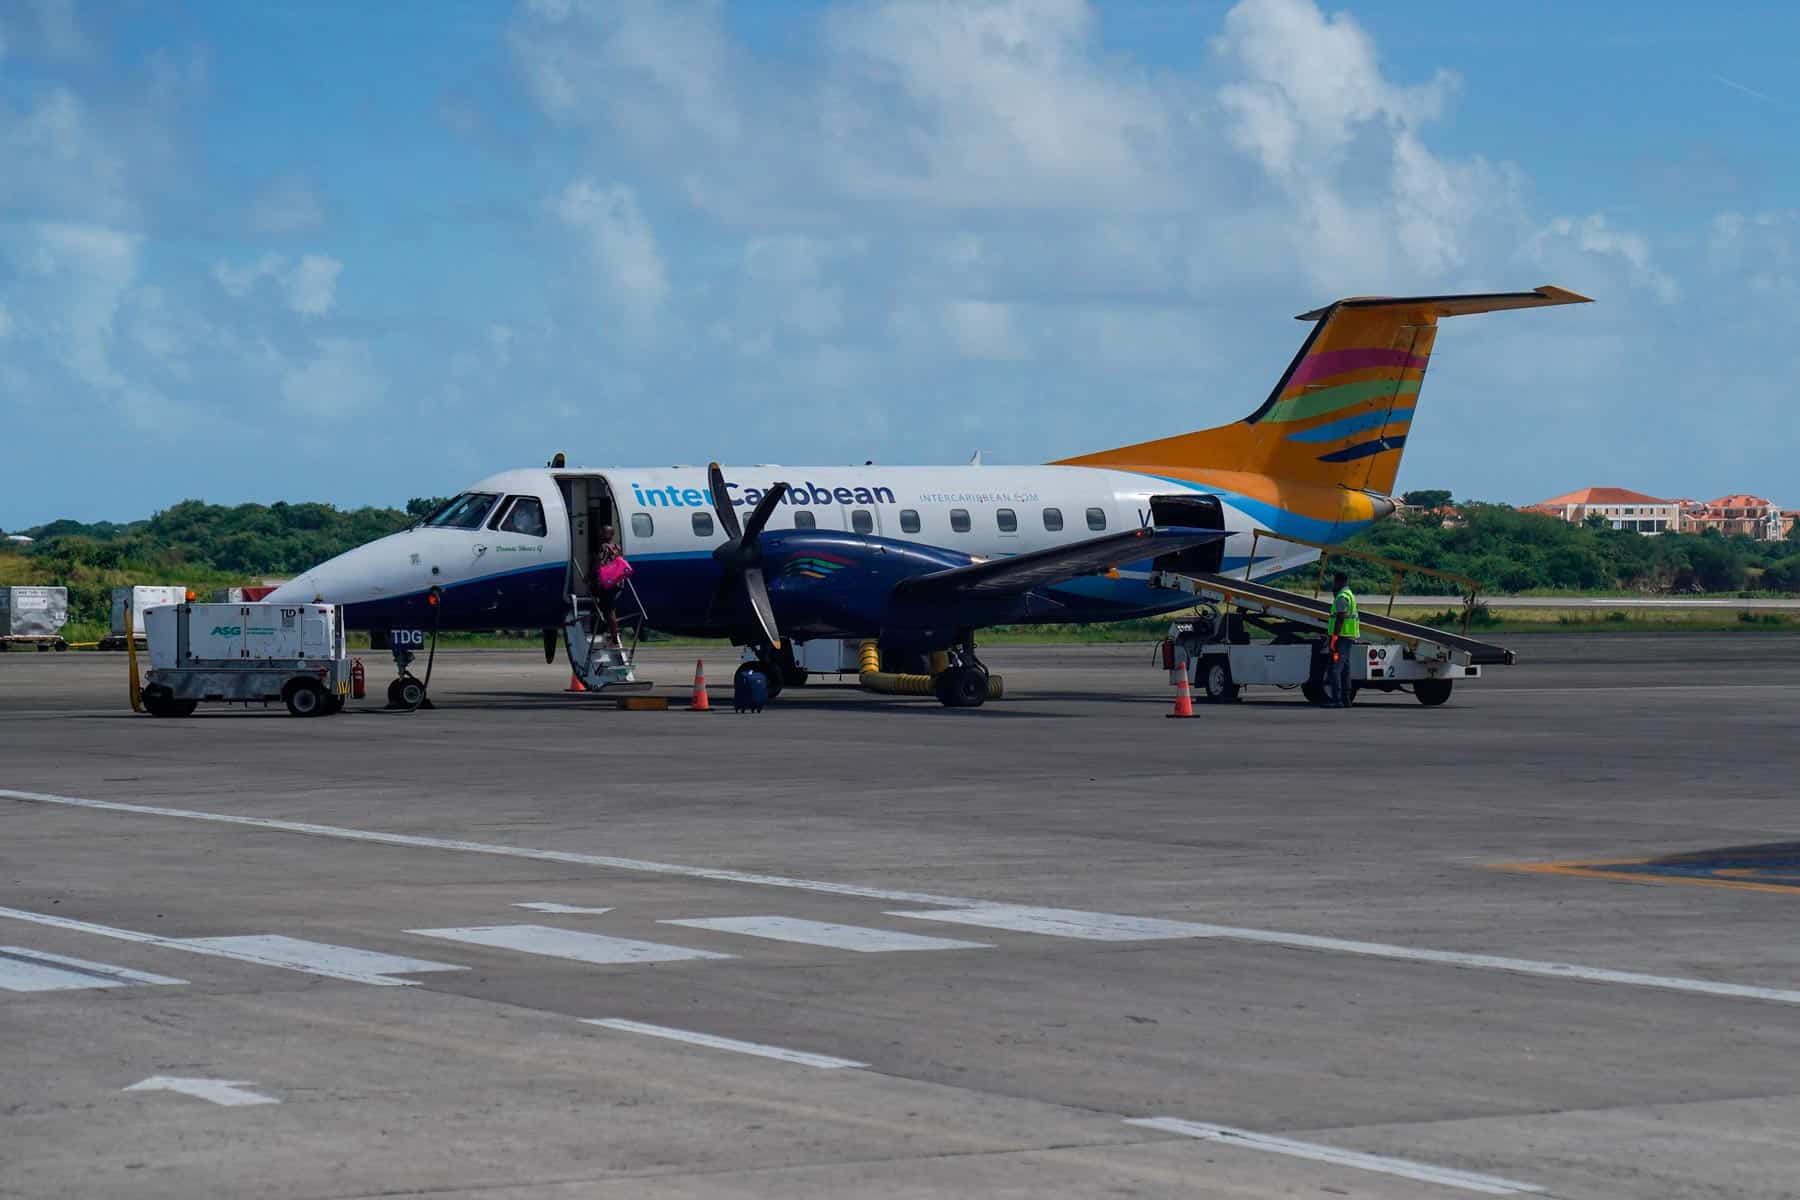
left=266, top=533, right=411, bottom=606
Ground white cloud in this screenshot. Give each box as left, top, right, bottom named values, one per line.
left=551, top=178, right=668, bottom=319
left=211, top=251, right=343, bottom=316
left=281, top=338, right=386, bottom=418
left=489, top=322, right=515, bottom=365
left=248, top=174, right=326, bottom=235
left=285, top=255, right=342, bottom=316
left=12, top=221, right=139, bottom=389
left=943, top=299, right=1030, bottom=361
left=26, top=0, right=92, bottom=64
left=1528, top=214, right=1678, bottom=303
left=1710, top=209, right=1799, bottom=294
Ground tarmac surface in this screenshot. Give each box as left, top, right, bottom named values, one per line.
left=2, top=633, right=1797, bottom=1199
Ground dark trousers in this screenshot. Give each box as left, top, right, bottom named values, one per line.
left=1329, top=639, right=1357, bottom=706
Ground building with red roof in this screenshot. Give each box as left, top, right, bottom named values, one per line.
left=1528, top=487, right=1677, bottom=534
left=1680, top=495, right=1786, bottom=540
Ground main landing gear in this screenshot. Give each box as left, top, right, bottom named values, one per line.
left=933, top=636, right=991, bottom=709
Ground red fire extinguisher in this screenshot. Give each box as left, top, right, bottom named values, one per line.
left=351, top=657, right=366, bottom=699
left=1157, top=637, right=1177, bottom=671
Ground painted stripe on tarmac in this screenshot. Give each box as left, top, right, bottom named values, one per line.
left=514, top=903, right=615, bottom=915
left=662, top=916, right=989, bottom=953
left=0, top=907, right=455, bottom=986
left=1126, top=1118, right=1543, bottom=1195
left=0, top=946, right=187, bottom=992
left=0, top=790, right=972, bottom=906
left=411, top=925, right=731, bottom=965
left=583, top=1019, right=866, bottom=1069
left=179, top=935, right=465, bottom=981
left=893, top=905, right=1800, bottom=1006
left=9, top=790, right=1800, bottom=1007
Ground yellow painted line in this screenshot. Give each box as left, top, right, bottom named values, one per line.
left=1495, top=861, right=1800, bottom=897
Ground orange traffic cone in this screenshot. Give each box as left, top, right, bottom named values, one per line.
left=690, top=659, right=711, bottom=711
left=566, top=670, right=587, bottom=693
left=1166, top=673, right=1196, bottom=719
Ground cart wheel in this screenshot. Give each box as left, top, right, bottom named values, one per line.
left=1301, top=681, right=1327, bottom=705
left=1201, top=656, right=1240, bottom=703
left=284, top=679, right=329, bottom=718
left=323, top=693, right=346, bottom=715
left=1414, top=679, right=1453, bottom=706
left=143, top=686, right=196, bottom=718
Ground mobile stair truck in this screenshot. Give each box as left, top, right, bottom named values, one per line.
left=138, top=602, right=352, bottom=717
left=1151, top=532, right=1514, bottom=707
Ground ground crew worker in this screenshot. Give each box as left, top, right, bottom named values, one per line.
left=1328, top=570, right=1359, bottom=707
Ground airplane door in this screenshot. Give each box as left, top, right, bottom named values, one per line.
left=1148, top=494, right=1225, bottom=575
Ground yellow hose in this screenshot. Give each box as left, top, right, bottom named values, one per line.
left=857, top=640, right=1003, bottom=700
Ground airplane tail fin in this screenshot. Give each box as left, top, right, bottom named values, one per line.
left=1054, top=286, right=1591, bottom=498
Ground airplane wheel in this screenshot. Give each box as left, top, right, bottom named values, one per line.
left=387, top=677, right=426, bottom=708
left=935, top=666, right=988, bottom=708
left=1414, top=679, right=1454, bottom=706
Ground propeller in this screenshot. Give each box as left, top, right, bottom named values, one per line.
left=707, top=462, right=788, bottom=650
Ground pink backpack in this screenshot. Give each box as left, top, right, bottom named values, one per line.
left=597, top=556, right=633, bottom=589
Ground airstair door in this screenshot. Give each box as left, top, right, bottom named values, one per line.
left=1148, top=494, right=1225, bottom=575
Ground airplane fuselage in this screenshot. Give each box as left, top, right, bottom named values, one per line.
left=269, top=462, right=1390, bottom=639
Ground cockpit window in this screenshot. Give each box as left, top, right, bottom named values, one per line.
left=496, top=497, right=547, bottom=537
left=426, top=493, right=499, bottom=529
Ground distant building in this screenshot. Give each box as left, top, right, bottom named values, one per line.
left=1783, top=510, right=1799, bottom=540
left=3, top=534, right=31, bottom=544
left=1680, top=495, right=1786, bottom=540
left=1397, top=502, right=1465, bottom=528
left=1526, top=487, right=1678, bottom=534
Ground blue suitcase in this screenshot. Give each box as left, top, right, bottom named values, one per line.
left=733, top=667, right=769, bottom=713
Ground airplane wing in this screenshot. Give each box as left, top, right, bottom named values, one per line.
left=891, top=526, right=1226, bottom=603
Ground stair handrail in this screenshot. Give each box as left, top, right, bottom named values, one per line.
left=1245, top=528, right=1485, bottom=634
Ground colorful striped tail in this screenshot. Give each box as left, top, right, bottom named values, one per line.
left=1056, top=286, right=1591, bottom=499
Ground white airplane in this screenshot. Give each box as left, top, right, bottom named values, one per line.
left=269, top=286, right=1589, bottom=707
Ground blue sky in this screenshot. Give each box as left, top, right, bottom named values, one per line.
left=2, top=0, right=1796, bottom=526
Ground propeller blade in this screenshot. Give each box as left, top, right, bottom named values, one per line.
left=741, top=481, right=789, bottom=543
left=708, top=462, right=743, bottom=542
left=741, top=565, right=782, bottom=650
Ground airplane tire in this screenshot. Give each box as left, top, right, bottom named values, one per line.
left=1414, top=679, right=1454, bottom=706
left=936, top=666, right=988, bottom=708
left=388, top=677, right=426, bottom=708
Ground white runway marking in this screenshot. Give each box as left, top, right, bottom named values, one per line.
left=0, top=946, right=186, bottom=992
left=663, top=916, right=989, bottom=953
left=0, top=790, right=970, bottom=906
left=514, top=902, right=614, bottom=915
left=894, top=905, right=1800, bottom=1006
left=583, top=1019, right=867, bottom=1069
left=0, top=908, right=461, bottom=986
left=411, top=925, right=731, bottom=965
left=10, top=790, right=1800, bottom=1007
left=125, top=1076, right=279, bottom=1107
left=1126, top=1118, right=1543, bottom=1195
left=890, top=905, right=1216, bottom=941
left=179, top=935, right=466, bottom=984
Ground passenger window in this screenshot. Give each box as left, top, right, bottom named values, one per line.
left=692, top=511, right=714, bottom=537
left=997, top=508, right=1018, bottom=532
left=899, top=509, right=921, bottom=534
left=950, top=508, right=971, bottom=533
left=793, top=510, right=816, bottom=530
left=630, top=512, right=654, bottom=538
left=1086, top=506, right=1107, bottom=531
left=496, top=497, right=547, bottom=537
left=1043, top=507, right=1063, bottom=531
left=851, top=509, right=874, bottom=534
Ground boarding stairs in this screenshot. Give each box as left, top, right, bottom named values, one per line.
left=562, top=579, right=650, bottom=691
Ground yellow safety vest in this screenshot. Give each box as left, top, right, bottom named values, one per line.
left=1334, top=588, right=1360, bottom=638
